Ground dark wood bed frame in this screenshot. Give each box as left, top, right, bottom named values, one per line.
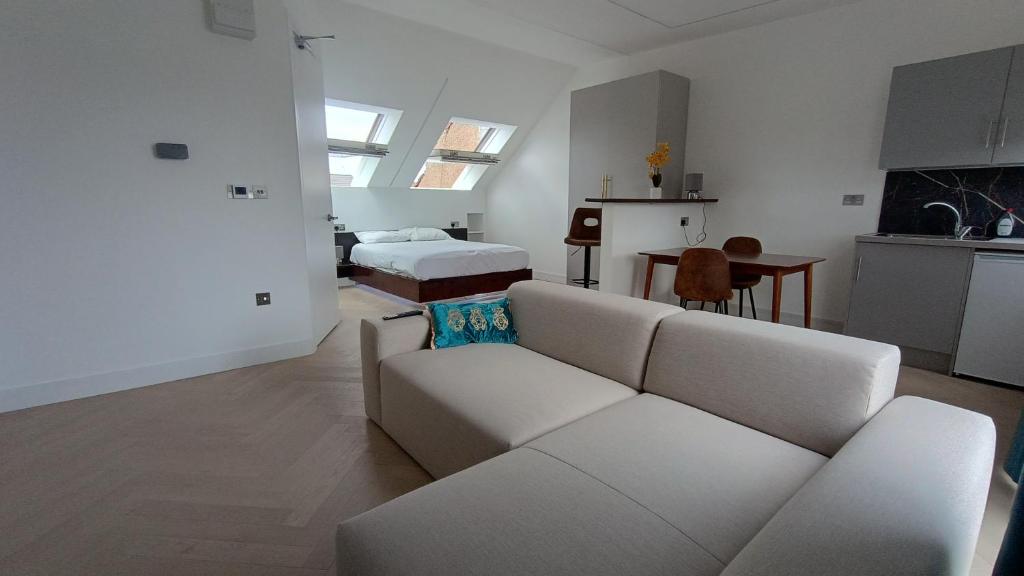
left=335, top=228, right=533, bottom=303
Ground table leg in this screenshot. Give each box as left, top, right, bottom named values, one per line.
left=803, top=264, right=813, bottom=328
left=642, top=256, right=655, bottom=300
left=771, top=271, right=783, bottom=323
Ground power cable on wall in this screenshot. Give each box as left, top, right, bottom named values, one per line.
left=683, top=202, right=709, bottom=246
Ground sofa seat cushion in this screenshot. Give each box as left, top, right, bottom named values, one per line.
left=336, top=448, right=724, bottom=576
left=379, top=343, right=637, bottom=478
left=527, top=394, right=828, bottom=564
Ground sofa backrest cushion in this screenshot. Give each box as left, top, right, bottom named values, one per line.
left=508, top=281, right=681, bottom=390
left=643, top=312, right=900, bottom=456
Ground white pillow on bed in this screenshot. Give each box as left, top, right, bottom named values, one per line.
left=401, top=227, right=452, bottom=241
left=354, top=230, right=411, bottom=244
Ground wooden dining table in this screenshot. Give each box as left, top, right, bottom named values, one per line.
left=638, top=247, right=826, bottom=327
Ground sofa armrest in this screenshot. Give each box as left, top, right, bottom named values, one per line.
left=360, top=316, right=431, bottom=425
left=722, top=396, right=995, bottom=576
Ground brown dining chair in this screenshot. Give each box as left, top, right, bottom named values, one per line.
left=564, top=208, right=602, bottom=289
left=723, top=236, right=763, bottom=319
left=674, top=248, right=733, bottom=313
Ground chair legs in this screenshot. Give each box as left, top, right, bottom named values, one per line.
left=582, top=246, right=592, bottom=289
left=736, top=287, right=758, bottom=319
left=687, top=300, right=730, bottom=315
left=570, top=246, right=599, bottom=289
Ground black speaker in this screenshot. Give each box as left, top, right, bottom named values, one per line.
left=153, top=143, right=189, bottom=160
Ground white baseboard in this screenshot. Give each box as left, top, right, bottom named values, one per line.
left=750, top=307, right=844, bottom=333
left=533, top=271, right=567, bottom=284
left=0, top=339, right=315, bottom=414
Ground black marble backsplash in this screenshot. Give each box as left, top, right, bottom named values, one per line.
left=878, top=168, right=1024, bottom=238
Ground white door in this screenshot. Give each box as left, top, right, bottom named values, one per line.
left=290, top=30, right=340, bottom=344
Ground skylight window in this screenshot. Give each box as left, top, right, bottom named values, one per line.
left=412, top=118, right=516, bottom=191
left=326, top=99, right=402, bottom=188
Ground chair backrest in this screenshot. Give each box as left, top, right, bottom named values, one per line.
left=643, top=312, right=901, bottom=456
left=566, top=208, right=602, bottom=243
left=508, top=280, right=680, bottom=390
left=674, top=248, right=733, bottom=302
left=723, top=236, right=762, bottom=256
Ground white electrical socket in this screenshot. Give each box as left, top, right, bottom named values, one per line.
left=252, top=185, right=268, bottom=199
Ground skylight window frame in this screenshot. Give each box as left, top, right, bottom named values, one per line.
left=325, top=99, right=403, bottom=189
left=411, top=117, right=517, bottom=191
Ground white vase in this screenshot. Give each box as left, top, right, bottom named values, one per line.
left=649, top=187, right=663, bottom=199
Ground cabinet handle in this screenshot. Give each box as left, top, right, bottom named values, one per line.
left=985, top=120, right=998, bottom=149
left=1000, top=118, right=1011, bottom=148
left=855, top=256, right=863, bottom=283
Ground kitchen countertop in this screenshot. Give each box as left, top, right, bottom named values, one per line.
left=856, top=233, right=1024, bottom=252
left=584, top=197, right=718, bottom=204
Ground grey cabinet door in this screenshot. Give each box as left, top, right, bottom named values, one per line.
left=604, top=72, right=659, bottom=199
left=569, top=83, right=610, bottom=208
left=845, top=242, right=972, bottom=353
left=568, top=84, right=610, bottom=282
left=879, top=48, right=1014, bottom=170
left=993, top=46, right=1024, bottom=165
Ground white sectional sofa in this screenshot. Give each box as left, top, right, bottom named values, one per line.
left=343, top=280, right=995, bottom=575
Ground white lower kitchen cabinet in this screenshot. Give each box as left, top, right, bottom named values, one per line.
left=954, top=252, right=1024, bottom=387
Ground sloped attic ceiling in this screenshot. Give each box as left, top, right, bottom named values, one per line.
left=310, top=0, right=574, bottom=192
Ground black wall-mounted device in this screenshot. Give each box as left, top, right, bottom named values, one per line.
left=153, top=143, right=189, bottom=160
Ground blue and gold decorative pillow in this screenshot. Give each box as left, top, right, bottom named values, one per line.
left=427, top=297, right=518, bottom=349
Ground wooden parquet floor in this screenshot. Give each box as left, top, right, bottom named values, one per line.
left=0, top=287, right=426, bottom=576
left=1, top=285, right=1022, bottom=575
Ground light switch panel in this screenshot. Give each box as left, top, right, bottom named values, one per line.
left=228, top=184, right=251, bottom=199
left=842, top=194, right=865, bottom=206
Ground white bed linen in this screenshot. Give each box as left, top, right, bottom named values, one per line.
left=350, top=239, right=529, bottom=280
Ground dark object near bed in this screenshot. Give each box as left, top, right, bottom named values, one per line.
left=335, top=228, right=533, bottom=303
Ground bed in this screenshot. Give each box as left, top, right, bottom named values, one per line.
left=336, top=228, right=532, bottom=303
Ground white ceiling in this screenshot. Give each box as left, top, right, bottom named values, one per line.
left=337, top=0, right=865, bottom=65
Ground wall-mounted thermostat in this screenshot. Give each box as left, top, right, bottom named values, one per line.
left=208, top=0, right=256, bottom=40
left=228, top=184, right=252, bottom=199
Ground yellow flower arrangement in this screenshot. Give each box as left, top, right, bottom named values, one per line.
left=646, top=142, right=671, bottom=176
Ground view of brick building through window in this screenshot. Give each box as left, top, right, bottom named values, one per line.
left=413, top=122, right=490, bottom=189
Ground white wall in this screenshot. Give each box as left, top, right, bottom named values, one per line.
left=484, top=88, right=572, bottom=281
left=488, top=0, right=1024, bottom=325
left=313, top=1, right=573, bottom=233
left=0, top=0, right=319, bottom=411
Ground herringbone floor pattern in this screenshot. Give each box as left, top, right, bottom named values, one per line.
left=1, top=286, right=1022, bottom=575
left=0, top=287, right=426, bottom=576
